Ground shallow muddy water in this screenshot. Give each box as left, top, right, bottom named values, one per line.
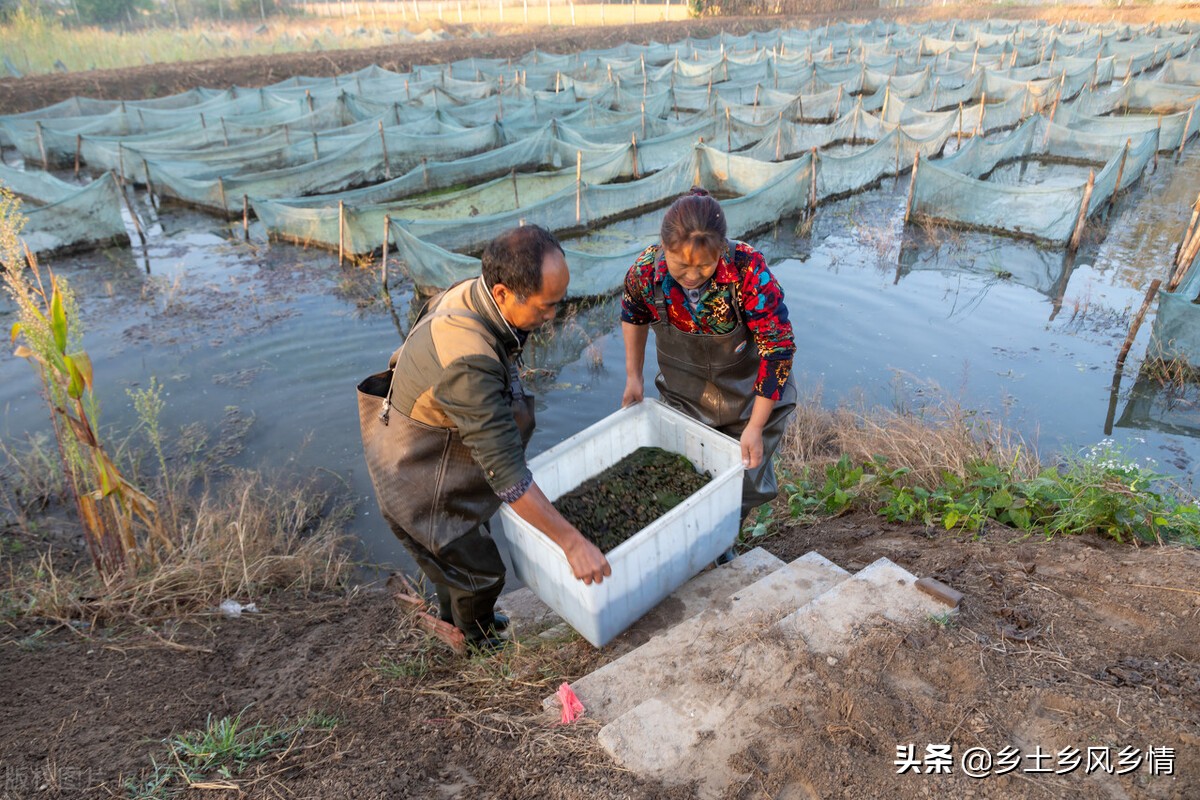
left=2, top=142, right=1199, bottom=573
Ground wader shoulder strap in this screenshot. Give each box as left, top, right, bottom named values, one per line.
left=378, top=305, right=494, bottom=426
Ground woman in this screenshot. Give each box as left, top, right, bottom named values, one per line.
left=621, top=187, right=797, bottom=540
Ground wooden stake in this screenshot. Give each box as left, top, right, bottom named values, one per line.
left=904, top=151, right=920, bottom=224
left=242, top=194, right=249, bottom=241
left=1068, top=170, right=1096, bottom=252
left=379, top=120, right=390, bottom=179
left=631, top=133, right=640, bottom=179
left=775, top=111, right=783, bottom=161
left=312, top=132, right=320, bottom=161
left=1174, top=191, right=1200, bottom=269
left=1108, top=139, right=1130, bottom=214
left=726, top=106, right=732, bottom=152
left=35, top=121, right=48, bottom=168
left=575, top=150, right=582, bottom=224
left=809, top=147, right=818, bottom=214
left=1178, top=104, right=1195, bottom=160
left=1115, top=280, right=1161, bottom=373
left=338, top=200, right=345, bottom=267
left=142, top=158, right=157, bottom=210
left=217, top=176, right=228, bottom=216
left=957, top=102, right=964, bottom=147
left=116, top=172, right=146, bottom=246
left=74, top=134, right=82, bottom=177
left=381, top=215, right=391, bottom=293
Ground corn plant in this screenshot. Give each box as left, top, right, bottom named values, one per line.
left=2, top=190, right=166, bottom=577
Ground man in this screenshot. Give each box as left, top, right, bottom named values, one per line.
left=358, top=225, right=610, bottom=651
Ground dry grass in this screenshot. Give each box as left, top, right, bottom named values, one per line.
left=780, top=386, right=1041, bottom=486
left=7, top=468, right=354, bottom=624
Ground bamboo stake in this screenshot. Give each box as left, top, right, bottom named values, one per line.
left=726, top=106, right=732, bottom=152
left=305, top=89, right=314, bottom=113
left=242, top=195, right=249, bottom=241
left=904, top=152, right=920, bottom=224
left=511, top=169, right=519, bottom=208
left=1108, top=139, right=1130, bottom=214
left=74, top=134, right=82, bottom=177
left=957, top=102, right=964, bottom=147
left=575, top=150, right=582, bottom=224
left=976, top=92, right=987, bottom=136
left=1068, top=170, right=1096, bottom=252
left=379, top=120, right=391, bottom=179
left=220, top=117, right=229, bottom=147
left=312, top=132, right=320, bottom=161
left=641, top=102, right=646, bottom=139
left=217, top=176, right=228, bottom=216
left=834, top=85, right=843, bottom=121
left=338, top=200, right=345, bottom=267
left=422, top=157, right=429, bottom=190
left=631, top=133, right=640, bottom=179
left=775, top=111, right=783, bottom=161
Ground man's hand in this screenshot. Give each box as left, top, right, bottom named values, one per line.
left=564, top=536, right=612, bottom=585
left=622, top=376, right=645, bottom=408
left=740, top=423, right=764, bottom=469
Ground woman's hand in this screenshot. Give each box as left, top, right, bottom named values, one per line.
left=622, top=376, right=645, bottom=407
left=740, top=424, right=764, bottom=469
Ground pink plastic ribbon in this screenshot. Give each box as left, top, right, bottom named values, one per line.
left=556, top=682, right=585, bottom=724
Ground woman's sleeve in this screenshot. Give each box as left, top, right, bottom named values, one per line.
left=620, top=245, right=660, bottom=325
left=740, top=247, right=796, bottom=401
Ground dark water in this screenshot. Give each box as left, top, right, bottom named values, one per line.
left=2, top=144, right=1199, bottom=572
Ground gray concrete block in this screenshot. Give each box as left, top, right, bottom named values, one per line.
left=550, top=551, right=849, bottom=722
left=597, top=558, right=958, bottom=798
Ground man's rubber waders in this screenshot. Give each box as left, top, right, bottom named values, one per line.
left=357, top=308, right=534, bottom=636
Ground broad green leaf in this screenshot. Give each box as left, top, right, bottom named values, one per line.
left=69, top=351, right=93, bottom=390
left=64, top=355, right=83, bottom=399
left=49, top=283, right=67, bottom=353
left=944, top=510, right=960, bottom=530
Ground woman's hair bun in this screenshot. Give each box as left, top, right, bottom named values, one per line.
left=688, top=185, right=711, bottom=198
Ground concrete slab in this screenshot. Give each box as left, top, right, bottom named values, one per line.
left=597, top=558, right=959, bottom=799
left=547, top=551, right=849, bottom=722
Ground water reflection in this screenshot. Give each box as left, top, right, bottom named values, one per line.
left=896, top=226, right=1078, bottom=315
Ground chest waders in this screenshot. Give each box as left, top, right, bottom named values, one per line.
left=650, top=258, right=797, bottom=520
left=357, top=306, right=534, bottom=639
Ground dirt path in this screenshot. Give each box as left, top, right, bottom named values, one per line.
left=2, top=514, right=1196, bottom=799
left=2, top=5, right=1200, bottom=114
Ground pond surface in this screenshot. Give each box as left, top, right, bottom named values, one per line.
left=2, top=143, right=1199, bottom=572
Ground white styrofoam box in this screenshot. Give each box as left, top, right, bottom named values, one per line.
left=497, top=398, right=744, bottom=647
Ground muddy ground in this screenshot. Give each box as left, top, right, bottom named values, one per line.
left=3, top=5, right=1200, bottom=114
left=2, top=512, right=1198, bottom=799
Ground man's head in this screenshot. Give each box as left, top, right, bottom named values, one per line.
left=481, top=225, right=569, bottom=332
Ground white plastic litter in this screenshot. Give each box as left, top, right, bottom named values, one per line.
left=219, top=599, right=259, bottom=618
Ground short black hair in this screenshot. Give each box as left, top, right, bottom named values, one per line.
left=481, top=225, right=564, bottom=300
